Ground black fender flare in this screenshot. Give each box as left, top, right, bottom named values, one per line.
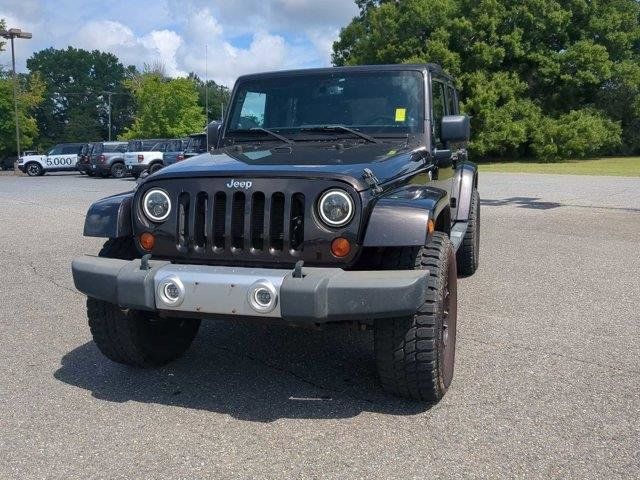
left=83, top=192, right=134, bottom=238
left=451, top=161, right=478, bottom=222
left=363, top=186, right=449, bottom=247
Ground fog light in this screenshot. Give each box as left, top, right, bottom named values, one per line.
left=157, top=276, right=185, bottom=307
left=248, top=280, right=278, bottom=314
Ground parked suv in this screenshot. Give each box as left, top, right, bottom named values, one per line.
left=77, top=143, right=96, bottom=175
left=18, top=143, right=86, bottom=176
left=72, top=64, right=479, bottom=402
left=183, top=133, right=207, bottom=159
left=161, top=138, right=190, bottom=167
left=89, top=141, right=128, bottom=178
left=124, top=139, right=167, bottom=178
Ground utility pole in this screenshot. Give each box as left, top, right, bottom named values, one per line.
left=1, top=28, right=33, bottom=165
left=205, top=44, right=209, bottom=152
left=106, top=92, right=113, bottom=141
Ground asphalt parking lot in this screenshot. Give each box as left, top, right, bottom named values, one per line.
left=1, top=171, right=639, bottom=479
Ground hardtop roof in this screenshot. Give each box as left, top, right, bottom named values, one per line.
left=235, top=63, right=454, bottom=83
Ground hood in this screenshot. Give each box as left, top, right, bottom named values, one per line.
left=149, top=141, right=427, bottom=191
left=19, top=154, right=46, bottom=162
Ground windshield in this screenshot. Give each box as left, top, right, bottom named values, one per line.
left=226, top=70, right=424, bottom=140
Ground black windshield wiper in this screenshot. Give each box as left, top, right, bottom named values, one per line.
left=300, top=125, right=380, bottom=144
left=247, top=128, right=293, bottom=144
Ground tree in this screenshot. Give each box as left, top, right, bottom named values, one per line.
left=187, top=73, right=231, bottom=122
left=0, top=70, right=45, bottom=158
left=333, top=0, right=640, bottom=160
left=26, top=47, right=136, bottom=148
left=120, top=72, right=206, bottom=139
left=0, top=18, right=6, bottom=52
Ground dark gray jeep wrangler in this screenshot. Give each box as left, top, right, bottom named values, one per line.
left=72, top=64, right=480, bottom=402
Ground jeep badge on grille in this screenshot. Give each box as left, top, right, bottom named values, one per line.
left=226, top=179, right=253, bottom=189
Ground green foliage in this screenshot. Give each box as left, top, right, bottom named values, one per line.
left=334, top=0, right=640, bottom=160
left=188, top=73, right=231, bottom=122
left=26, top=47, right=136, bottom=148
left=0, top=71, right=45, bottom=157
left=0, top=18, right=6, bottom=52
left=120, top=73, right=206, bottom=140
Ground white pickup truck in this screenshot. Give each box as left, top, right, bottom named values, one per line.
left=124, top=139, right=167, bottom=179
left=18, top=143, right=86, bottom=176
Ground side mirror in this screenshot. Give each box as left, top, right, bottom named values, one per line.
left=441, top=115, right=471, bottom=144
left=207, top=121, right=223, bottom=150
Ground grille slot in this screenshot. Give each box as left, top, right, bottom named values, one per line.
left=231, top=192, right=246, bottom=250
left=269, top=192, right=285, bottom=251
left=193, top=192, right=207, bottom=249
left=251, top=192, right=266, bottom=251
left=290, top=193, right=305, bottom=252
left=177, top=192, right=190, bottom=249
left=213, top=192, right=226, bottom=249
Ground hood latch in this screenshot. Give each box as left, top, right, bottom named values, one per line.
left=362, top=168, right=383, bottom=194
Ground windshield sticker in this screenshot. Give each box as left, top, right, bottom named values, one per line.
left=395, top=108, right=407, bottom=122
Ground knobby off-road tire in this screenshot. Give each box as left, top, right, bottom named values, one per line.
left=87, top=237, right=201, bottom=368
left=456, top=188, right=480, bottom=277
left=374, top=232, right=458, bottom=402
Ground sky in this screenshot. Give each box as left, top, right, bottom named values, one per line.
left=0, top=0, right=359, bottom=86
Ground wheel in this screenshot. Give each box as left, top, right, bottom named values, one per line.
left=87, top=171, right=96, bottom=177
left=110, top=162, right=126, bottom=179
left=148, top=163, right=163, bottom=174
left=131, top=171, right=140, bottom=179
left=374, top=232, right=457, bottom=402
left=26, top=162, right=43, bottom=176
left=456, top=188, right=480, bottom=277
left=87, top=298, right=201, bottom=368
left=87, top=237, right=201, bottom=367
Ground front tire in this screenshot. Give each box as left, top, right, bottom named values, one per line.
left=148, top=163, right=163, bottom=174
left=26, top=162, right=43, bottom=176
left=456, top=189, right=480, bottom=277
left=374, top=233, right=458, bottom=402
left=87, top=237, right=201, bottom=367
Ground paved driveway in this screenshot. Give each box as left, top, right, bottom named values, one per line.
left=1, top=172, right=638, bottom=478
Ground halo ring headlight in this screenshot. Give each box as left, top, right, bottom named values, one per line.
left=142, top=188, right=172, bottom=222
left=317, top=189, right=354, bottom=228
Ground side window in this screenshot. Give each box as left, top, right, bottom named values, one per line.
left=431, top=81, right=447, bottom=144
left=446, top=86, right=458, bottom=115
left=48, top=145, right=63, bottom=155
left=62, top=145, right=78, bottom=154
left=237, top=92, right=266, bottom=129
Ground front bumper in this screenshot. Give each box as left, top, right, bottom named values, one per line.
left=71, top=257, right=429, bottom=325
left=17, top=164, right=26, bottom=173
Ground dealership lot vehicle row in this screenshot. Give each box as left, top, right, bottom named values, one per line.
left=1, top=172, right=638, bottom=478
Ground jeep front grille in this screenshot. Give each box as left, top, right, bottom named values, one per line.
left=176, top=190, right=306, bottom=257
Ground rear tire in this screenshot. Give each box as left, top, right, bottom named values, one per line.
left=374, top=233, right=457, bottom=402
left=148, top=163, right=163, bottom=174
left=26, top=162, right=43, bottom=177
left=110, top=162, right=126, bottom=179
left=87, top=236, right=200, bottom=367
left=456, top=189, right=480, bottom=277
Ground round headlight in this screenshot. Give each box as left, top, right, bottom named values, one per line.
left=142, top=189, right=171, bottom=222
left=317, top=189, right=354, bottom=227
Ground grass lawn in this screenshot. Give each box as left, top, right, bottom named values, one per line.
left=479, top=156, right=640, bottom=177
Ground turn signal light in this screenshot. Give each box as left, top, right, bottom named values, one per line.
left=331, top=237, right=351, bottom=258
left=428, top=219, right=435, bottom=235
left=139, top=232, right=155, bottom=251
